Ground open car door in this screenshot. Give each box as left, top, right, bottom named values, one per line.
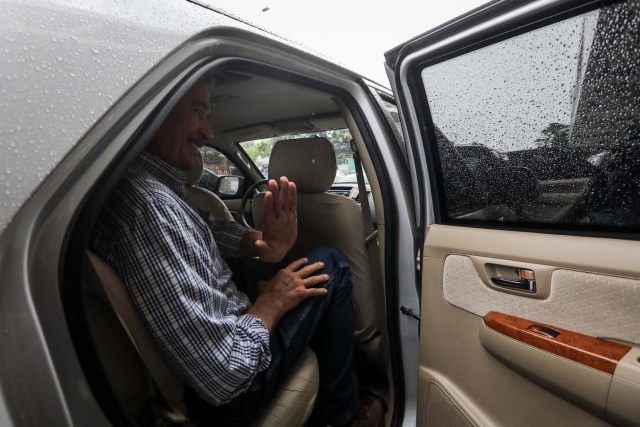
left=386, top=0, right=640, bottom=425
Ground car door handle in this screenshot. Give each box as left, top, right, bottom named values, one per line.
left=491, top=276, right=536, bottom=292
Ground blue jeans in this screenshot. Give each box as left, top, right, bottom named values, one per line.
left=186, top=248, right=359, bottom=427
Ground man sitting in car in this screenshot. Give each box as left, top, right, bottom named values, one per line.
left=90, top=79, right=385, bottom=427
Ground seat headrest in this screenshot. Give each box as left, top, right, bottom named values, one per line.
left=185, top=149, right=203, bottom=186
left=269, top=137, right=337, bottom=193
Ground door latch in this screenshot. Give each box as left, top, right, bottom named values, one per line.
left=400, top=306, right=420, bottom=320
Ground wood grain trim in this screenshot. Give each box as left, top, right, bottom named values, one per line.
left=484, top=312, right=631, bottom=374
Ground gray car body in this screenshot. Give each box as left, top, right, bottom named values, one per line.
left=0, top=1, right=419, bottom=426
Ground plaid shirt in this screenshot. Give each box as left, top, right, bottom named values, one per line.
left=90, top=152, right=271, bottom=405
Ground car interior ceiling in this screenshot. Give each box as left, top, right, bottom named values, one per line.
left=209, top=70, right=347, bottom=146
left=73, top=66, right=390, bottom=425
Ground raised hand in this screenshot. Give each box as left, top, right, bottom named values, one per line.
left=255, top=176, right=298, bottom=263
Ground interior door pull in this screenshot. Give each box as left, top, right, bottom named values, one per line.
left=528, top=324, right=560, bottom=338
left=491, top=276, right=536, bottom=292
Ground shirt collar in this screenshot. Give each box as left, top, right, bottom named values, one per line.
left=133, top=152, right=186, bottom=197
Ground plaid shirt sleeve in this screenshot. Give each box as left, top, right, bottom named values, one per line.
left=108, top=190, right=271, bottom=405
left=207, top=218, right=247, bottom=257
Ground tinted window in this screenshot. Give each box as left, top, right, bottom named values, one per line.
left=421, top=2, right=640, bottom=230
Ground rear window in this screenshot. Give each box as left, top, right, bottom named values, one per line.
left=420, top=1, right=640, bottom=232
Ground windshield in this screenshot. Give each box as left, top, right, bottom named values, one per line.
left=335, top=173, right=369, bottom=184
left=338, top=173, right=369, bottom=184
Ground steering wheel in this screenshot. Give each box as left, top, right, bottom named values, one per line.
left=240, top=179, right=269, bottom=228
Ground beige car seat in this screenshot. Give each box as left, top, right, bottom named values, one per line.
left=252, top=137, right=386, bottom=377
left=81, top=150, right=321, bottom=426
left=183, top=149, right=235, bottom=222
left=83, top=253, right=319, bottom=426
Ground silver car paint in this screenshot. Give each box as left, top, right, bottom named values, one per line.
left=0, top=1, right=421, bottom=426
left=0, top=0, right=260, bottom=233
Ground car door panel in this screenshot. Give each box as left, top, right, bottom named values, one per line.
left=387, top=1, right=639, bottom=422
left=419, top=224, right=640, bottom=426
left=481, top=312, right=631, bottom=375
left=442, top=256, right=640, bottom=344
left=480, top=312, right=628, bottom=417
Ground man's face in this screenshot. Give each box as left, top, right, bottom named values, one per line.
left=147, top=80, right=213, bottom=171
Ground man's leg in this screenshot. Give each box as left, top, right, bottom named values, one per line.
left=308, top=248, right=359, bottom=426
left=186, top=248, right=358, bottom=427
left=265, top=247, right=359, bottom=427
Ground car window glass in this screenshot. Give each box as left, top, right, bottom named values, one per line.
left=367, top=87, right=409, bottom=166
left=420, top=2, right=640, bottom=231
left=198, top=146, right=243, bottom=194
left=239, top=129, right=354, bottom=182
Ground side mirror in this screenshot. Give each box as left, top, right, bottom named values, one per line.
left=216, top=176, right=244, bottom=198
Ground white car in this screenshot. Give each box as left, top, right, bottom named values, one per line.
left=328, top=173, right=372, bottom=202
left=1, top=0, right=639, bottom=426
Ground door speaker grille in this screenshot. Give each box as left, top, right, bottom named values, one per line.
left=424, top=381, right=476, bottom=427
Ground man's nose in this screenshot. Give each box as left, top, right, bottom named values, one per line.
left=200, top=119, right=214, bottom=141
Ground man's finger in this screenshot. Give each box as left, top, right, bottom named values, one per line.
left=269, top=179, right=281, bottom=217
left=302, top=274, right=330, bottom=287
left=301, top=287, right=328, bottom=298
left=255, top=239, right=271, bottom=252
left=279, top=176, right=290, bottom=213
left=263, top=191, right=274, bottom=222
left=286, top=257, right=308, bottom=272
left=289, top=181, right=297, bottom=213
left=296, top=261, right=325, bottom=278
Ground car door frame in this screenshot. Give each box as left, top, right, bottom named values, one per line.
left=386, top=0, right=639, bottom=425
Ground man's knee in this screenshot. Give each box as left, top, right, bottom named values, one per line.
left=306, top=247, right=348, bottom=271
left=306, top=247, right=352, bottom=292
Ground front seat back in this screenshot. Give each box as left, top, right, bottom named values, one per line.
left=183, top=149, right=235, bottom=222
left=252, top=137, right=385, bottom=374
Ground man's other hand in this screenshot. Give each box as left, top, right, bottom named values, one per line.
left=255, top=176, right=297, bottom=263
left=248, top=257, right=328, bottom=332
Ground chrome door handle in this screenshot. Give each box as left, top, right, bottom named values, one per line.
left=491, top=277, right=536, bottom=292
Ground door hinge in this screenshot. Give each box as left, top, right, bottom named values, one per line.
left=400, top=306, right=420, bottom=320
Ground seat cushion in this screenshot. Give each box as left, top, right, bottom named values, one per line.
left=251, top=348, right=319, bottom=427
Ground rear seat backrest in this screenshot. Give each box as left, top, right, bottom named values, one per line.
left=82, top=282, right=157, bottom=425
left=83, top=251, right=188, bottom=422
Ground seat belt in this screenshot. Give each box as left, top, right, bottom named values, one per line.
left=350, top=140, right=387, bottom=322
left=351, top=140, right=377, bottom=243
left=84, top=251, right=189, bottom=424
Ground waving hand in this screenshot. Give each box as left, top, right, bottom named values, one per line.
left=255, top=176, right=297, bottom=263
